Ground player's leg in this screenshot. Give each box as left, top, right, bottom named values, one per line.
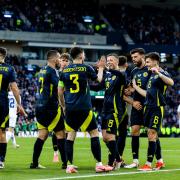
left=0, top=128, right=7, bottom=169
left=139, top=107, right=163, bottom=171
left=0, top=105, right=9, bottom=168
left=9, top=117, right=19, bottom=148
left=55, top=130, right=67, bottom=169
left=30, top=128, right=48, bottom=169
left=154, top=137, right=165, bottom=170
left=52, top=132, right=59, bottom=162
left=125, top=108, right=143, bottom=168
left=6, top=128, right=12, bottom=143
left=66, top=131, right=76, bottom=165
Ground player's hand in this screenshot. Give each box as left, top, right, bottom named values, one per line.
left=151, top=67, right=159, bottom=74
left=96, top=56, right=106, bottom=69
left=132, top=79, right=137, bottom=88
left=17, top=105, right=27, bottom=117
left=132, top=101, right=142, bottom=110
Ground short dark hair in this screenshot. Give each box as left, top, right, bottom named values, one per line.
left=70, top=47, right=84, bottom=60
left=119, top=56, right=127, bottom=66
left=130, top=48, right=145, bottom=55
left=60, top=53, right=71, bottom=61
left=107, top=53, right=119, bottom=60
left=145, top=52, right=160, bottom=62
left=47, top=50, right=59, bottom=60
left=0, top=47, right=7, bottom=58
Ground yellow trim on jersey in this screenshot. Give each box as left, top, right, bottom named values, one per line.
left=80, top=110, right=93, bottom=132
left=163, top=85, right=167, bottom=95
left=58, top=80, right=64, bottom=88
left=120, top=85, right=124, bottom=97
left=37, top=107, right=61, bottom=132
left=143, top=105, right=146, bottom=114
left=1, top=115, right=9, bottom=128
left=65, top=122, right=75, bottom=132
left=113, top=95, right=118, bottom=114
left=160, top=106, right=164, bottom=129
left=157, top=91, right=160, bottom=106
left=50, top=84, right=53, bottom=97
left=119, top=108, right=127, bottom=124
left=113, top=112, right=119, bottom=136
left=160, top=106, right=164, bottom=120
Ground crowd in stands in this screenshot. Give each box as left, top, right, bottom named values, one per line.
left=101, top=4, right=180, bottom=45
left=1, top=1, right=180, bottom=44
left=5, top=55, right=180, bottom=137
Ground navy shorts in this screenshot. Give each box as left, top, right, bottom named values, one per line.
left=144, top=106, right=164, bottom=132
left=36, top=106, right=64, bottom=132
left=65, top=109, right=97, bottom=132
left=130, top=107, right=144, bottom=126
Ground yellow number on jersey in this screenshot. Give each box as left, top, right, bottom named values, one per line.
left=39, top=77, right=44, bottom=94
left=137, top=79, right=142, bottom=87
left=0, top=74, right=3, bottom=91
left=70, top=74, right=80, bottom=93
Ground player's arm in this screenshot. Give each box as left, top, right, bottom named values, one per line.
left=132, top=79, right=147, bottom=97
left=96, top=55, right=106, bottom=82
left=58, top=80, right=65, bottom=113
left=10, top=82, right=27, bottom=116
left=151, top=67, right=174, bottom=86
left=123, top=95, right=142, bottom=110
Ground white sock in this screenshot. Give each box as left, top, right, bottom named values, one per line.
left=157, top=158, right=163, bottom=163
left=6, top=131, right=12, bottom=143
left=96, top=162, right=103, bottom=166
left=145, top=161, right=152, bottom=167
left=12, top=133, right=17, bottom=146
left=54, top=151, right=58, bottom=155
left=133, top=159, right=139, bottom=164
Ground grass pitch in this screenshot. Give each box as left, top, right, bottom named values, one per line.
left=1, top=137, right=180, bottom=180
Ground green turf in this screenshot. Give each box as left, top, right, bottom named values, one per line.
left=1, top=137, right=180, bottom=180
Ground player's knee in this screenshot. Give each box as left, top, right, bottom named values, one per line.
left=89, top=129, right=99, bottom=137
left=131, top=127, right=140, bottom=136
left=67, top=131, right=76, bottom=141
left=147, top=129, right=157, bottom=141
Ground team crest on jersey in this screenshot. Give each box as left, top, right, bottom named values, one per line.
left=143, top=72, right=148, bottom=77
left=154, top=75, right=159, bottom=79
left=112, top=75, right=116, bottom=80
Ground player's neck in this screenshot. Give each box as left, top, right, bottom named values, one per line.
left=139, top=60, right=146, bottom=69
left=47, top=62, right=56, bottom=69
left=73, top=60, right=82, bottom=64
left=119, top=67, right=126, bottom=72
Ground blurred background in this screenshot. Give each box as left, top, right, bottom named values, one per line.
left=0, top=0, right=179, bottom=137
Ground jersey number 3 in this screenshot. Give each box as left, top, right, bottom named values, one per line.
left=70, top=74, right=80, bottom=93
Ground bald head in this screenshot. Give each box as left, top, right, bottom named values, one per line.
left=47, top=50, right=60, bottom=62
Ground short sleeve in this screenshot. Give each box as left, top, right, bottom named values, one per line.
left=9, top=67, right=16, bottom=83
left=87, top=65, right=97, bottom=81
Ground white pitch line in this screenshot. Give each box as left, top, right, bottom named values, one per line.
left=33, top=168, right=180, bottom=180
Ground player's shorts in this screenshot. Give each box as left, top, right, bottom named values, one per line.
left=130, top=107, right=144, bottom=126
left=36, top=106, right=64, bottom=132
left=101, top=113, right=118, bottom=135
left=65, top=109, right=97, bottom=132
left=144, top=106, right=164, bottom=132
left=0, top=102, right=9, bottom=129
left=9, top=116, right=17, bottom=128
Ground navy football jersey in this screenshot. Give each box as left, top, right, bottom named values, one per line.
left=90, top=69, right=126, bottom=114
left=130, top=66, right=150, bottom=103
left=0, top=63, right=16, bottom=103
left=145, top=70, right=171, bottom=107
left=59, top=64, right=97, bottom=111
left=36, top=65, right=59, bottom=109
